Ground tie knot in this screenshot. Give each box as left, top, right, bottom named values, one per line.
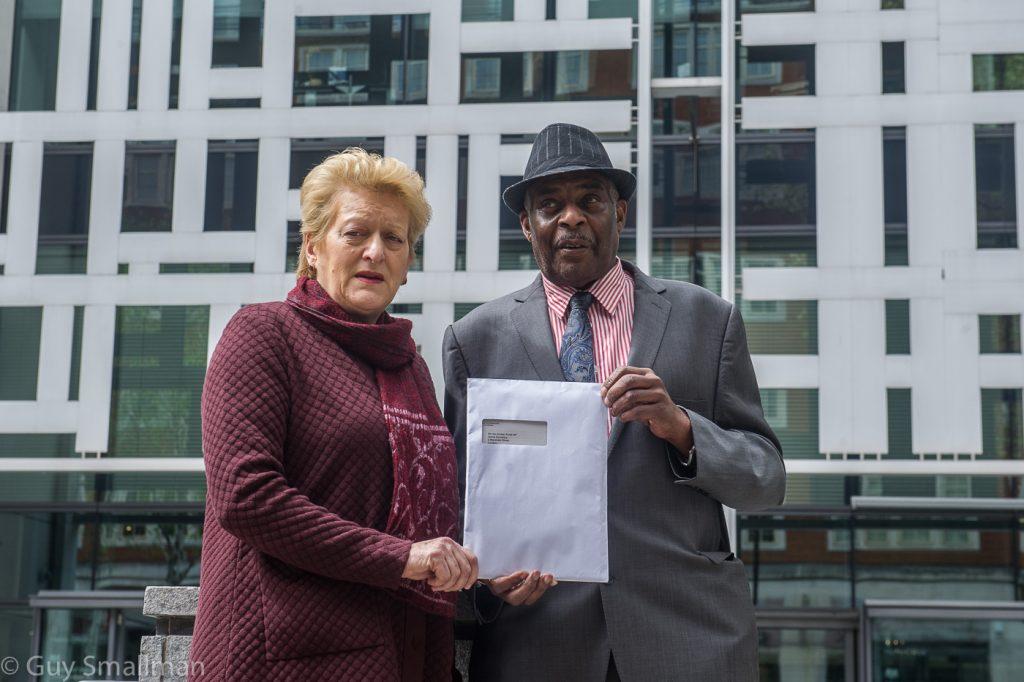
left=570, top=291, right=595, bottom=312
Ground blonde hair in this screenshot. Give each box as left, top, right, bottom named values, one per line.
left=296, top=147, right=431, bottom=278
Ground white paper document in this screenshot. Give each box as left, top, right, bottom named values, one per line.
left=464, top=378, right=609, bottom=582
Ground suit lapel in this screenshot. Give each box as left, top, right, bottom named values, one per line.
left=607, top=267, right=671, bottom=455
left=510, top=277, right=565, bottom=382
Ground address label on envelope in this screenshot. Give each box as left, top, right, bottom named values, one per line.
left=482, top=419, right=548, bottom=446
left=464, top=378, right=609, bottom=583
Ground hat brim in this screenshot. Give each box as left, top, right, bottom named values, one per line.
left=501, top=166, right=637, bottom=215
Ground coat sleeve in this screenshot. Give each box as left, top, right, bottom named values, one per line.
left=202, top=309, right=412, bottom=588
left=674, top=304, right=787, bottom=511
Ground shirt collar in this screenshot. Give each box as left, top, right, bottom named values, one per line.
left=540, top=258, right=631, bottom=320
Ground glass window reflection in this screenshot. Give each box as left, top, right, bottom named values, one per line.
left=461, top=51, right=634, bottom=103
left=294, top=15, right=429, bottom=107
left=122, top=141, right=176, bottom=233
left=212, top=0, right=264, bottom=67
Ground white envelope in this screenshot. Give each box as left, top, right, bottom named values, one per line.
left=464, top=378, right=609, bottom=582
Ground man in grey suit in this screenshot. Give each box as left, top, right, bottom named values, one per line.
left=442, top=123, right=785, bottom=681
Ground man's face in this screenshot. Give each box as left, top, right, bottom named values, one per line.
left=519, top=171, right=628, bottom=289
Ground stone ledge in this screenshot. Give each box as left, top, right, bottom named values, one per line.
left=143, top=586, right=199, bottom=618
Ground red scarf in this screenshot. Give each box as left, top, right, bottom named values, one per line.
left=286, top=277, right=459, bottom=617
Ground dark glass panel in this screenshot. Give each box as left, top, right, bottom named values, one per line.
left=881, top=41, right=905, bottom=94
left=740, top=44, right=815, bottom=98
left=975, top=125, right=1018, bottom=249
left=462, top=0, right=514, bottom=22
left=107, top=306, right=209, bottom=458
left=87, top=0, right=103, bottom=111
left=288, top=137, right=385, bottom=189
left=204, top=139, right=258, bottom=231
left=872, top=617, right=1024, bottom=680
left=981, top=389, right=1022, bottom=461
left=69, top=306, right=84, bottom=400
left=122, top=141, right=175, bottom=233
left=37, top=143, right=92, bottom=274
left=885, top=299, right=910, bottom=355
left=973, top=53, right=1024, bottom=92
left=128, top=0, right=142, bottom=109
left=294, top=14, right=429, bottom=107
left=169, top=0, right=183, bottom=107
left=736, top=137, right=816, bottom=228
left=979, top=315, right=1022, bottom=354
left=461, top=50, right=634, bottom=103
left=883, top=127, right=908, bottom=265
left=759, top=388, right=819, bottom=457
left=212, top=0, right=264, bottom=67
left=0, top=433, right=75, bottom=457
left=887, top=388, right=913, bottom=458
left=589, top=0, right=637, bottom=19
left=0, top=307, right=42, bottom=400
left=8, top=0, right=61, bottom=111
left=739, top=0, right=814, bottom=13
left=159, top=263, right=253, bottom=274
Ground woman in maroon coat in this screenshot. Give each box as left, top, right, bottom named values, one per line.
left=188, top=148, right=478, bottom=681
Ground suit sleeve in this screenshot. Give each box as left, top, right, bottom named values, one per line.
left=202, top=310, right=411, bottom=588
left=674, top=304, right=787, bottom=511
left=442, top=324, right=505, bottom=622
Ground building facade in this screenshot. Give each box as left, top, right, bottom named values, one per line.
left=0, top=0, right=1022, bottom=679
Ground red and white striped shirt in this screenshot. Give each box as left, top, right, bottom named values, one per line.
left=541, top=257, right=635, bottom=387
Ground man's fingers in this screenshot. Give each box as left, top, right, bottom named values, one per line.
left=504, top=571, right=541, bottom=606
left=601, top=366, right=646, bottom=398
left=609, top=388, right=661, bottom=417
left=522, top=574, right=556, bottom=605
left=603, top=371, right=659, bottom=406
left=489, top=571, right=528, bottom=595
left=618, top=403, right=660, bottom=424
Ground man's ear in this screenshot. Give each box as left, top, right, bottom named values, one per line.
left=519, top=210, right=532, bottom=242
left=615, top=199, right=628, bottom=236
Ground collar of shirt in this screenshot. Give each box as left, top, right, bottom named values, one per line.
left=540, top=258, right=631, bottom=320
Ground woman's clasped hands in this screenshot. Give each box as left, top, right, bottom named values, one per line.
left=402, top=537, right=479, bottom=592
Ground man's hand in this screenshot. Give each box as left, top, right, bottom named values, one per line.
left=402, top=537, right=479, bottom=592
left=601, top=366, right=693, bottom=453
left=485, top=571, right=557, bottom=606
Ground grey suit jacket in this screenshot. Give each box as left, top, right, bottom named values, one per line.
left=442, top=262, right=786, bottom=681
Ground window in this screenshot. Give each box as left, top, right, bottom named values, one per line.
left=739, top=0, right=814, bottom=12
left=454, top=303, right=484, bottom=322
left=740, top=45, right=815, bottom=97
left=736, top=135, right=816, bottom=232
left=122, top=141, right=175, bottom=232
left=170, top=0, right=183, bottom=107
left=462, top=0, right=513, bottom=22
left=159, top=263, right=253, bottom=274
left=979, top=315, right=1021, bottom=354
left=38, top=143, right=93, bottom=275
left=887, top=388, right=912, bottom=458
left=107, top=306, right=210, bottom=457
left=0, top=307, right=42, bottom=400
left=759, top=389, right=819, bottom=458
left=289, top=137, right=384, bottom=189
left=973, top=54, right=1024, bottom=91
left=87, top=0, right=102, bottom=111
left=128, top=0, right=142, bottom=109
left=69, top=306, right=84, bottom=401
left=886, top=300, right=911, bottom=355
left=981, top=389, right=1022, bottom=461
left=881, top=0, right=904, bottom=9
left=882, top=42, right=905, bottom=94
left=653, top=1, right=721, bottom=78
left=0, top=434, right=75, bottom=457
left=212, top=0, right=264, bottom=67
left=204, top=139, right=258, bottom=231
left=883, top=127, right=908, bottom=265
left=456, top=137, right=469, bottom=271
left=589, top=0, right=637, bottom=19
left=461, top=51, right=633, bottom=103
left=8, top=0, right=61, bottom=111
left=651, top=97, right=722, bottom=293
left=975, top=125, right=1017, bottom=249
left=294, top=15, right=429, bottom=107
left=742, top=300, right=818, bottom=354
left=285, top=220, right=301, bottom=272
left=0, top=144, right=11, bottom=234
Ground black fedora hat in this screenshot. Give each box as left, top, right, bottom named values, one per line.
left=502, top=123, right=637, bottom=214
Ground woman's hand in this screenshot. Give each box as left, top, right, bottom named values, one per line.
left=402, top=537, right=479, bottom=592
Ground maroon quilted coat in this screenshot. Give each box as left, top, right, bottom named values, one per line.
left=188, top=300, right=454, bottom=681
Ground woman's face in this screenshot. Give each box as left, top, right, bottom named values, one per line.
left=306, top=186, right=414, bottom=323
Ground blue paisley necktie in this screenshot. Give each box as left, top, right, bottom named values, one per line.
left=559, top=291, right=596, bottom=383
